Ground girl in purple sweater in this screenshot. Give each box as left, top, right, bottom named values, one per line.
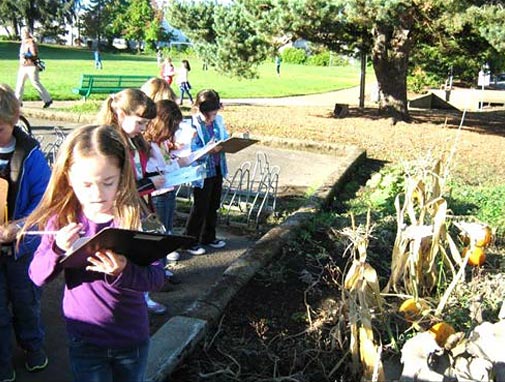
left=25, top=124, right=165, bottom=382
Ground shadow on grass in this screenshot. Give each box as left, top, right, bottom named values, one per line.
left=311, top=105, right=505, bottom=139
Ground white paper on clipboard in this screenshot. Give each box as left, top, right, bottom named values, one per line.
left=176, top=140, right=219, bottom=167
left=163, top=164, right=205, bottom=188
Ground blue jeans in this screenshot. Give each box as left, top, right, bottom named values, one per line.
left=0, top=253, right=44, bottom=370
left=179, top=82, right=193, bottom=104
left=68, top=337, right=149, bottom=382
left=151, top=190, right=177, bottom=234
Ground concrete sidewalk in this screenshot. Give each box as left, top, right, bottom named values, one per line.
left=14, top=105, right=366, bottom=382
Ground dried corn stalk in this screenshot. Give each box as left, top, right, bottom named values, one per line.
left=384, top=156, right=455, bottom=296
left=342, top=213, right=385, bottom=381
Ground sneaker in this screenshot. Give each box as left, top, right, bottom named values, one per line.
left=167, top=274, right=181, bottom=285
left=208, top=239, right=226, bottom=249
left=187, top=245, right=206, bottom=256
left=25, top=348, right=48, bottom=372
left=145, top=293, right=167, bottom=315
left=166, top=251, right=180, bottom=262
left=42, top=100, right=52, bottom=109
left=0, top=367, right=15, bottom=382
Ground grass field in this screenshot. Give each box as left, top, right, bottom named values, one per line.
left=0, top=42, right=367, bottom=101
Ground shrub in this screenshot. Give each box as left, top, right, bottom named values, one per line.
left=281, top=47, right=306, bottom=64
left=307, top=51, right=330, bottom=66
left=407, top=66, right=439, bottom=94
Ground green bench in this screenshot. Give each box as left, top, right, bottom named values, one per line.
left=72, top=74, right=153, bottom=100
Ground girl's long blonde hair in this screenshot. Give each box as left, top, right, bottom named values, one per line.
left=140, top=77, right=176, bottom=102
left=22, top=125, right=141, bottom=233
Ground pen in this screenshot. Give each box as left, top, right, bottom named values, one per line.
left=21, top=230, right=86, bottom=236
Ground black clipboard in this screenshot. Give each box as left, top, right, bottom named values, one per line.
left=215, top=137, right=259, bottom=154
left=59, top=228, right=196, bottom=269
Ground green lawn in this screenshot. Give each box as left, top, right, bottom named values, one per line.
left=0, top=42, right=368, bottom=101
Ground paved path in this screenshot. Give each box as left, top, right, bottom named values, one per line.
left=21, top=84, right=378, bottom=115
left=13, top=116, right=360, bottom=382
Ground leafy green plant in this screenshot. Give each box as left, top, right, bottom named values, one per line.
left=307, top=51, right=330, bottom=66
left=281, top=47, right=307, bottom=64
left=449, top=183, right=505, bottom=239
left=407, top=66, right=440, bottom=94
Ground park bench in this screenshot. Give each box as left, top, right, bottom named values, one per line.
left=72, top=74, right=153, bottom=100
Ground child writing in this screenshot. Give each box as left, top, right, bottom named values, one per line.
left=0, top=84, right=51, bottom=381
left=185, top=89, right=228, bottom=256
left=26, top=124, right=165, bottom=382
left=96, top=88, right=168, bottom=314
left=143, top=100, right=184, bottom=262
left=177, top=59, right=193, bottom=106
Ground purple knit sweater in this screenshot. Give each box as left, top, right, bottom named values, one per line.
left=29, top=216, right=165, bottom=347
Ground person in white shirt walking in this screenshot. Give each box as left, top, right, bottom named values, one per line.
left=177, top=60, right=193, bottom=106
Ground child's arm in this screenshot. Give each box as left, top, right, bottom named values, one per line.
left=104, top=260, right=165, bottom=292
left=29, top=222, right=83, bottom=286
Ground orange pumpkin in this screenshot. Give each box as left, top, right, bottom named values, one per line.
left=463, top=246, right=486, bottom=267
left=399, top=298, right=428, bottom=321
left=429, top=322, right=456, bottom=346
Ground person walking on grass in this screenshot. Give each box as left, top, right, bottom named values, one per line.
left=0, top=84, right=51, bottom=382
left=184, top=89, right=228, bottom=256
left=275, top=55, right=282, bottom=77
left=177, top=60, right=193, bottom=106
left=15, top=27, right=52, bottom=108
left=160, top=57, right=175, bottom=86
left=94, top=48, right=103, bottom=70
left=27, top=125, right=165, bottom=382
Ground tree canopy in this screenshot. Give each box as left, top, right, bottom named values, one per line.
left=167, top=0, right=505, bottom=122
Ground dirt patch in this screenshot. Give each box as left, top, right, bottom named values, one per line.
left=222, top=106, right=505, bottom=186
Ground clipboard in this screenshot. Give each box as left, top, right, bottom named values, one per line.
left=59, top=228, right=196, bottom=269
left=215, top=137, right=259, bottom=154
left=0, top=178, right=8, bottom=224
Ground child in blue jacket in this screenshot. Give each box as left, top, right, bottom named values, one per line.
left=0, top=83, right=51, bottom=381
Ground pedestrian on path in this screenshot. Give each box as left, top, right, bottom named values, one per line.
left=15, top=27, right=52, bottom=108
left=185, top=89, right=228, bottom=256
left=26, top=124, right=165, bottom=382
left=0, top=83, right=51, bottom=382
left=97, top=89, right=169, bottom=315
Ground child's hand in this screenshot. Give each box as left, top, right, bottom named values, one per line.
left=55, top=223, right=84, bottom=252
left=209, top=146, right=223, bottom=154
left=151, top=175, right=165, bottom=189
left=0, top=222, right=20, bottom=243
left=86, top=250, right=127, bottom=276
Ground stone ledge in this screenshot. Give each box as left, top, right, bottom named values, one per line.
left=146, top=316, right=207, bottom=382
